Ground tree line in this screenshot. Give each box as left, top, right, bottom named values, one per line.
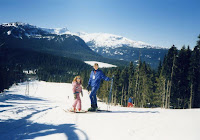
left=0, top=47, right=91, bottom=93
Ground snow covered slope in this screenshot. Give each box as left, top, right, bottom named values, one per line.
left=84, top=61, right=117, bottom=68
left=0, top=81, right=200, bottom=140
left=41, top=27, right=70, bottom=35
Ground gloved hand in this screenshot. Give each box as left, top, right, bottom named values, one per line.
left=81, top=91, right=83, bottom=97
left=111, top=75, right=114, bottom=80
left=74, top=94, right=77, bottom=99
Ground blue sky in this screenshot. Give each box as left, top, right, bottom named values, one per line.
left=0, top=0, right=200, bottom=49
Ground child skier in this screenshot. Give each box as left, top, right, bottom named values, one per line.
left=71, top=76, right=83, bottom=112
left=127, top=97, right=134, bottom=107
left=87, top=63, right=111, bottom=111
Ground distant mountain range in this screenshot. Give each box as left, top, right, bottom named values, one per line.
left=76, top=32, right=168, bottom=49
left=75, top=32, right=169, bottom=68
left=43, top=26, right=169, bottom=68
left=0, top=22, right=125, bottom=66
left=0, top=22, right=169, bottom=68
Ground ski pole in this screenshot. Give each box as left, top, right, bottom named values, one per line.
left=107, top=75, right=114, bottom=111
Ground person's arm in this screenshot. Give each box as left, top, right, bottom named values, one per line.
left=101, top=71, right=111, bottom=81
left=72, top=82, right=77, bottom=94
left=88, top=71, right=92, bottom=86
left=72, top=82, right=78, bottom=99
left=81, top=90, right=83, bottom=97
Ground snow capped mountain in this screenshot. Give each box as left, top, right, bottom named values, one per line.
left=0, top=22, right=168, bottom=68
left=76, top=32, right=161, bottom=49
left=2, top=22, right=30, bottom=27
left=1, top=22, right=49, bottom=39
left=41, top=27, right=71, bottom=35
left=2, top=22, right=165, bottom=50
left=0, top=22, right=75, bottom=41
left=1, top=22, right=71, bottom=38
left=70, top=31, right=169, bottom=68
left=0, top=22, right=110, bottom=65
left=1, top=22, right=166, bottom=50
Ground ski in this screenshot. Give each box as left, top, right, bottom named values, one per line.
left=63, top=109, right=87, bottom=113
left=87, top=109, right=112, bottom=113
left=96, top=109, right=111, bottom=112
left=63, top=109, right=111, bottom=113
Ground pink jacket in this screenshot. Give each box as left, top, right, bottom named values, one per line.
left=72, top=81, right=82, bottom=94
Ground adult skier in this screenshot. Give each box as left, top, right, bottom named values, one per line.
left=87, top=63, right=111, bottom=111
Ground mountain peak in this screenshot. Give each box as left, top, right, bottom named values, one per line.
left=2, top=22, right=25, bottom=27
left=41, top=27, right=70, bottom=35
left=1, top=22, right=71, bottom=36
left=76, top=32, right=163, bottom=49
left=1, top=22, right=37, bottom=28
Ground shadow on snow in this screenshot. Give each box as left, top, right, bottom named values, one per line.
left=0, top=107, right=89, bottom=140
left=94, top=110, right=160, bottom=114
left=0, top=91, right=88, bottom=140
left=0, top=91, right=45, bottom=102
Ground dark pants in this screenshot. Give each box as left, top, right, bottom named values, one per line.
left=89, top=86, right=99, bottom=105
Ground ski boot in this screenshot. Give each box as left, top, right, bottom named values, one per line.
left=88, top=104, right=97, bottom=112
left=69, top=107, right=76, bottom=112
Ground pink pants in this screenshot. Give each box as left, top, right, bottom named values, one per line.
left=72, top=93, right=81, bottom=110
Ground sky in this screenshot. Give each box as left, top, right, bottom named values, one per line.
left=0, top=0, right=200, bottom=49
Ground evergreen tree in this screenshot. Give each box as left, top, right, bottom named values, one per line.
left=173, top=46, right=191, bottom=108
left=155, top=74, right=166, bottom=108
left=128, top=62, right=134, bottom=103
left=190, top=35, right=200, bottom=108
left=119, top=67, right=129, bottom=106
left=112, top=68, right=121, bottom=105
left=161, top=45, right=178, bottom=108
left=133, top=61, right=140, bottom=107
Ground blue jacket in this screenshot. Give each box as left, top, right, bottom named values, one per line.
left=88, top=69, right=110, bottom=88
left=128, top=98, right=132, bottom=103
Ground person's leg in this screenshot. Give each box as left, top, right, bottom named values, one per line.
left=76, top=93, right=81, bottom=111
left=127, top=102, right=131, bottom=107
left=130, top=103, right=133, bottom=107
left=77, top=99, right=81, bottom=111
left=72, top=101, right=77, bottom=111
left=89, top=86, right=99, bottom=105
left=88, top=86, right=99, bottom=111
left=72, top=94, right=78, bottom=110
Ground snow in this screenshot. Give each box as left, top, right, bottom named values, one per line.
left=41, top=27, right=71, bottom=35
left=1, top=81, right=200, bottom=140
left=76, top=32, right=169, bottom=49
left=7, top=30, right=11, bottom=35
left=1, top=22, right=168, bottom=49
left=84, top=61, right=117, bottom=68
left=78, top=32, right=149, bottom=48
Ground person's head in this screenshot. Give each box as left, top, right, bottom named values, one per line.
left=73, top=76, right=82, bottom=84
left=93, top=63, right=99, bottom=70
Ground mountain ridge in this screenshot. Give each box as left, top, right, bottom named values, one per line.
left=0, top=22, right=128, bottom=67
